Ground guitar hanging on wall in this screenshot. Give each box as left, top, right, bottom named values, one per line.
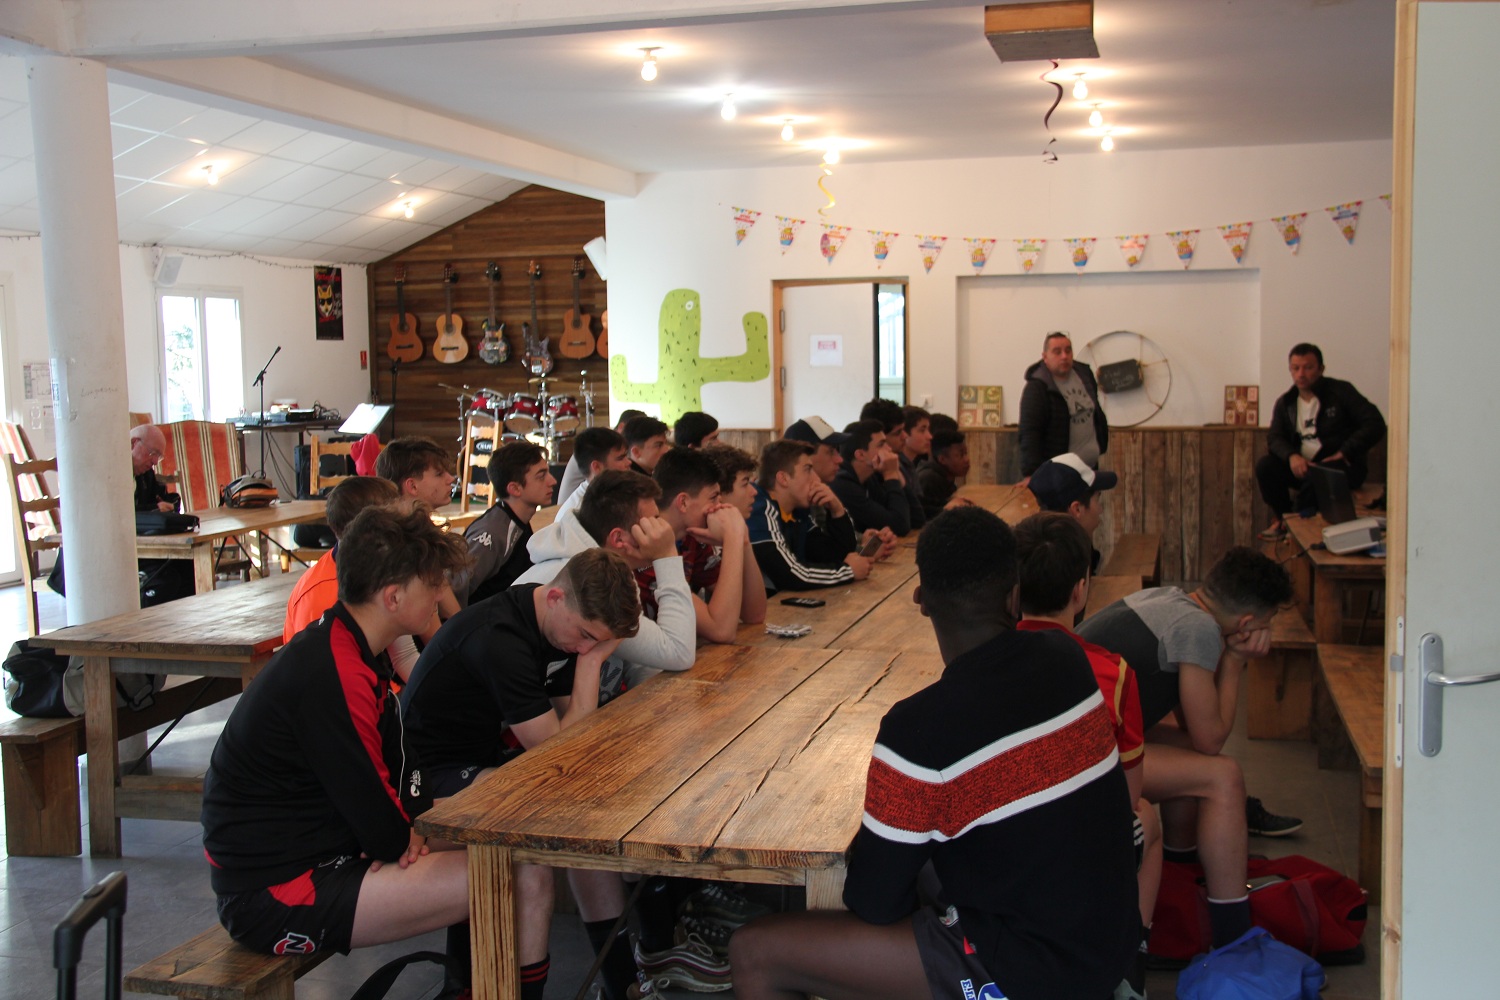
left=595, top=308, right=608, bottom=358
left=432, top=264, right=469, bottom=364
left=386, top=265, right=423, bottom=363
left=558, top=257, right=596, bottom=359
left=478, top=262, right=509, bottom=365
left=522, top=259, right=554, bottom=376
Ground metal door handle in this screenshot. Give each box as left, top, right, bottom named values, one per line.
left=1427, top=669, right=1500, bottom=687
left=1419, top=633, right=1500, bottom=756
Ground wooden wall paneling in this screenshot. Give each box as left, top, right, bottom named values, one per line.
left=1199, top=431, right=1236, bottom=576
left=1116, top=432, right=1144, bottom=535
left=966, top=430, right=1000, bottom=485
left=1231, top=429, right=1256, bottom=546
left=1161, top=432, right=1184, bottom=583
left=1180, top=431, right=1202, bottom=581
left=1141, top=432, right=1169, bottom=574
left=1097, top=448, right=1118, bottom=572
left=717, top=429, right=775, bottom=457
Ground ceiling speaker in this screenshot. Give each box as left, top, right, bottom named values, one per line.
left=153, top=250, right=184, bottom=288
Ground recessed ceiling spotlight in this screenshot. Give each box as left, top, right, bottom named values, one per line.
left=781, top=119, right=796, bottom=142
left=1100, top=130, right=1115, bottom=152
left=1072, top=72, right=1089, bottom=101
left=640, top=47, right=660, bottom=82
left=721, top=95, right=737, bottom=121
left=402, top=200, right=415, bottom=219
left=200, top=163, right=218, bottom=186
left=1088, top=103, right=1104, bottom=128
left=823, top=147, right=841, bottom=165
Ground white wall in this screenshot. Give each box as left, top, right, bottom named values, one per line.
left=604, top=139, right=1392, bottom=428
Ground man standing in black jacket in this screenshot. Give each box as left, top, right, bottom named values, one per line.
left=1019, top=331, right=1109, bottom=478
left=1255, top=343, right=1386, bottom=540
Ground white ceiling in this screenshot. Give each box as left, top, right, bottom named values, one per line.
left=0, top=0, right=1396, bottom=264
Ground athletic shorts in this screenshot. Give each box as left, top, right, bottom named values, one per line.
left=427, top=748, right=523, bottom=799
left=911, top=905, right=1008, bottom=1000
left=216, top=853, right=372, bottom=956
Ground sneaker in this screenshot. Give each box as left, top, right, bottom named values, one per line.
left=634, top=934, right=734, bottom=992
left=675, top=914, right=735, bottom=958
left=679, top=883, right=772, bottom=928
left=1113, top=978, right=1147, bottom=1000
left=626, top=972, right=673, bottom=1000
left=1246, top=796, right=1303, bottom=837
left=1258, top=523, right=1288, bottom=541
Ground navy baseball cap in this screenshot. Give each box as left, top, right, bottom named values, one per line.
left=1029, top=453, right=1118, bottom=510
left=784, top=416, right=851, bottom=447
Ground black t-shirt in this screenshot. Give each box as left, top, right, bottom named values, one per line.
left=399, top=584, right=575, bottom=771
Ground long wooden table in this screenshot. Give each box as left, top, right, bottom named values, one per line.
left=417, top=644, right=943, bottom=1000
left=1284, top=514, right=1385, bottom=644
left=35, top=571, right=301, bottom=857
left=135, top=499, right=329, bottom=593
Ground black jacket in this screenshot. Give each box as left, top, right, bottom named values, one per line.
left=1018, top=360, right=1109, bottom=476
left=1266, top=376, right=1386, bottom=485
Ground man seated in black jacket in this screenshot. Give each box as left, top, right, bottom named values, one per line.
left=1254, top=343, right=1387, bottom=540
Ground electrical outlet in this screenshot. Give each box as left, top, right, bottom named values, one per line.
left=919, top=394, right=932, bottom=408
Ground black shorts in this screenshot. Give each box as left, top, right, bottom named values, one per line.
left=911, top=905, right=1008, bottom=1000
left=216, top=854, right=372, bottom=956
left=426, top=747, right=523, bottom=800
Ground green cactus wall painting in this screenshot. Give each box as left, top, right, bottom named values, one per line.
left=609, top=289, right=770, bottom=423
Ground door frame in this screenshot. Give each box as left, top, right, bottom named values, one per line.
left=770, top=277, right=910, bottom=432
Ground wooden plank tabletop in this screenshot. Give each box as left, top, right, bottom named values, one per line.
left=1082, top=574, right=1143, bottom=623
left=1285, top=514, right=1386, bottom=576
left=734, top=557, right=919, bottom=648
left=824, top=580, right=936, bottom=655
left=1317, top=643, right=1385, bottom=778
left=133, top=499, right=328, bottom=550
left=956, top=482, right=1039, bottom=523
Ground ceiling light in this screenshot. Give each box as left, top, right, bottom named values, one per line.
left=1088, top=103, right=1104, bottom=128
left=1100, top=130, right=1115, bottom=152
left=1072, top=72, right=1089, bottom=101
left=402, top=200, right=415, bottom=219
left=640, top=47, right=660, bottom=82
left=781, top=119, right=795, bottom=142
left=721, top=95, right=737, bottom=121
left=201, top=163, right=218, bottom=186
left=823, top=148, right=840, bottom=165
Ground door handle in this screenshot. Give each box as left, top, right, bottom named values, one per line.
left=1418, top=633, right=1500, bottom=757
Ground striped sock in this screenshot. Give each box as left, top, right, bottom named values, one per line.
left=519, top=955, right=549, bottom=1000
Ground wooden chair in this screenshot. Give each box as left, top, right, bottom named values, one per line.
left=460, top=415, right=499, bottom=512
left=158, top=420, right=252, bottom=578
left=308, top=434, right=356, bottom=495
left=4, top=452, right=62, bottom=637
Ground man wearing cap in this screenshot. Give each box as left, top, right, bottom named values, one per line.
left=1028, top=452, right=1118, bottom=574
left=1019, top=331, right=1109, bottom=479
left=782, top=416, right=847, bottom=485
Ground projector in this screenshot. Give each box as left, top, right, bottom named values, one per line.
left=1322, top=517, right=1385, bottom=555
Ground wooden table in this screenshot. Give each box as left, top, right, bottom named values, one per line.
left=135, top=499, right=329, bottom=593
left=734, top=556, right=919, bottom=648
left=957, top=482, right=1040, bottom=523
left=417, top=644, right=943, bottom=1000
left=1284, top=515, right=1385, bottom=644
left=35, top=571, right=301, bottom=857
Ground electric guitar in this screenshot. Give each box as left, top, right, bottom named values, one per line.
left=522, top=260, right=554, bottom=376
left=558, top=257, right=595, bottom=359
left=432, top=265, right=468, bottom=364
left=386, top=265, right=423, bottom=363
left=478, top=262, right=509, bottom=364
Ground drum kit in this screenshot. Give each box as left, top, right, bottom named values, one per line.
left=441, top=370, right=596, bottom=461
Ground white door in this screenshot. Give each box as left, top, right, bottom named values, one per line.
left=781, top=283, right=875, bottom=430
left=0, top=282, right=19, bottom=582
left=1389, top=2, right=1500, bottom=992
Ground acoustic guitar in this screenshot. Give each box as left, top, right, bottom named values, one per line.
left=522, top=260, right=554, bottom=376
left=478, top=262, right=509, bottom=365
left=558, top=257, right=595, bottom=359
left=386, top=265, right=423, bottom=363
left=596, top=308, right=609, bottom=358
left=432, top=265, right=468, bottom=364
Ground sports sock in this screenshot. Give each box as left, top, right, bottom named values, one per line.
left=584, top=918, right=639, bottom=1000
left=444, top=921, right=471, bottom=989
left=1127, top=926, right=1149, bottom=994
left=1207, top=895, right=1252, bottom=947
left=633, top=877, right=677, bottom=951
left=519, top=956, right=549, bottom=1000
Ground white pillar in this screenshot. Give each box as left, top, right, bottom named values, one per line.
left=26, top=55, right=138, bottom=626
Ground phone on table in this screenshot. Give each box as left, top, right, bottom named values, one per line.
left=780, top=597, right=826, bottom=607
left=858, top=533, right=883, bottom=557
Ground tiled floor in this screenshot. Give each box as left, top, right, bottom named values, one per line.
left=0, top=584, right=1380, bottom=999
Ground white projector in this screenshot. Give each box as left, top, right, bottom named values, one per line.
left=1322, top=517, right=1385, bottom=555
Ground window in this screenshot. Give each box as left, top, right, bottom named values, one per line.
left=876, top=283, right=907, bottom=403
left=159, top=291, right=244, bottom=422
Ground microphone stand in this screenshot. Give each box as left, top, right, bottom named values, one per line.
left=389, top=357, right=402, bottom=437
left=251, top=346, right=282, bottom=476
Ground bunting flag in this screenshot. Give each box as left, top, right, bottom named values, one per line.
left=1380, top=193, right=1392, bottom=211
left=870, top=230, right=900, bottom=268
left=1116, top=234, right=1149, bottom=268
left=1217, top=222, right=1253, bottom=264
left=1272, top=213, right=1307, bottom=255
left=915, top=234, right=947, bottom=274
left=1326, top=201, right=1362, bottom=245
left=964, top=237, right=997, bottom=273
left=732, top=206, right=761, bottom=245
left=1064, top=238, right=1096, bottom=271
left=1014, top=238, right=1046, bottom=273
left=776, top=215, right=805, bottom=255
left=820, top=224, right=851, bottom=264
left=1165, top=229, right=1199, bottom=269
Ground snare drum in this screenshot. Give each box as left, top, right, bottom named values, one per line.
left=504, top=394, right=542, bottom=434
left=470, top=389, right=506, bottom=415
left=547, top=395, right=581, bottom=433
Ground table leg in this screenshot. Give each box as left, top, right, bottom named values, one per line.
left=468, top=844, right=519, bottom=1000
left=192, top=544, right=215, bottom=594
left=804, top=868, right=847, bottom=911
left=83, top=655, right=121, bottom=858
left=1313, top=577, right=1343, bottom=644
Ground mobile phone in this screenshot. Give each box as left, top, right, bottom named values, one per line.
left=858, top=533, right=883, bottom=557
left=780, top=597, right=826, bottom=607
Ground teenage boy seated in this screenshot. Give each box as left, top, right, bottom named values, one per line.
left=1028, top=452, right=1118, bottom=574
left=730, top=507, right=1140, bottom=1000
left=401, top=548, right=638, bottom=1000
left=782, top=415, right=848, bottom=484
left=1078, top=546, right=1293, bottom=949
left=917, top=429, right=969, bottom=519
left=674, top=410, right=721, bottom=448
left=557, top=427, right=631, bottom=507
left=748, top=439, right=872, bottom=593
left=831, top=419, right=913, bottom=537
left=202, top=506, right=472, bottom=961
left=701, top=441, right=761, bottom=521
left=375, top=436, right=457, bottom=509
left=453, top=441, right=556, bottom=608
left=1014, top=511, right=1160, bottom=997
left=623, top=415, right=671, bottom=475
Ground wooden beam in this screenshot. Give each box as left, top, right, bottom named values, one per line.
left=984, top=1, right=1098, bottom=62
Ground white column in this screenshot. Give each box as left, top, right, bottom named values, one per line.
left=26, top=55, right=138, bottom=626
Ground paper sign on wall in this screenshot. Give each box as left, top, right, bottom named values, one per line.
left=809, top=334, right=843, bottom=367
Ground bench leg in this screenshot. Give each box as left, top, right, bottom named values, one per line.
left=1359, top=803, right=1382, bottom=907
left=192, top=546, right=216, bottom=594
left=469, top=845, right=519, bottom=1000
left=805, top=868, right=847, bottom=911
left=1247, top=650, right=1315, bottom=741
left=2, top=739, right=82, bottom=856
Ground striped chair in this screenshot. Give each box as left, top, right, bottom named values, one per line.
left=157, top=420, right=244, bottom=514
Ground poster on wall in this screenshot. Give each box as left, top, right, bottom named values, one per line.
left=1224, top=385, right=1259, bottom=425
left=314, top=266, right=343, bottom=340
left=958, top=385, right=1004, bottom=428
left=809, top=334, right=843, bottom=367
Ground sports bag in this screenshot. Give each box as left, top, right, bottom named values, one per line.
left=1150, top=856, right=1367, bottom=965
left=220, top=474, right=278, bottom=508
left=134, top=510, right=200, bottom=535
left=1177, top=927, right=1325, bottom=1000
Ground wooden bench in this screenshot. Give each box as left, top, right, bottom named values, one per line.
left=126, top=923, right=330, bottom=1000
left=1315, top=643, right=1384, bottom=904
left=1100, top=532, right=1161, bottom=586
left=1082, top=574, right=1142, bottom=622
left=1247, top=606, right=1318, bottom=740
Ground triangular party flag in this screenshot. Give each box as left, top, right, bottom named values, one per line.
left=1165, top=229, right=1199, bottom=269
left=915, top=234, right=947, bottom=274
left=1217, top=221, right=1253, bottom=264
left=870, top=230, right=900, bottom=268
left=1272, top=213, right=1307, bottom=255
left=1064, top=238, right=1096, bottom=271
left=964, top=237, right=997, bottom=273
left=1326, top=201, right=1362, bottom=245
left=1116, top=234, right=1149, bottom=268
left=820, top=224, right=851, bottom=264
left=732, top=206, right=761, bottom=246
left=1014, top=238, right=1046, bottom=273
left=775, top=215, right=805, bottom=255
left=1380, top=194, right=1392, bottom=211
